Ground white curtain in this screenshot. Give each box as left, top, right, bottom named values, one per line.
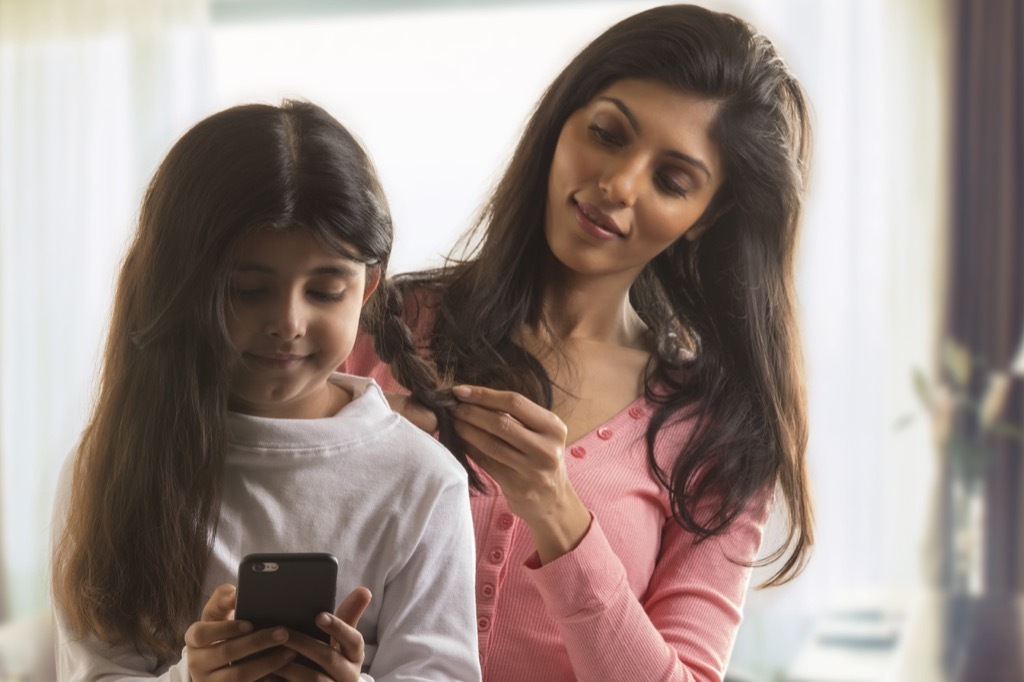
left=729, top=0, right=949, bottom=675
left=0, top=0, right=211, bottom=651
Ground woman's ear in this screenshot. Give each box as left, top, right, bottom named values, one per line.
left=362, top=266, right=382, bottom=305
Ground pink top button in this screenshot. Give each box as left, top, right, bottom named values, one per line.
left=628, top=406, right=644, bottom=419
left=498, top=513, right=514, bottom=530
left=481, top=583, right=495, bottom=598
left=489, top=548, right=504, bottom=564
left=569, top=445, right=586, bottom=459
left=597, top=427, right=614, bottom=440
left=478, top=616, right=491, bottom=631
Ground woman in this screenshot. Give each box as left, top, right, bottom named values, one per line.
left=346, top=4, right=813, bottom=680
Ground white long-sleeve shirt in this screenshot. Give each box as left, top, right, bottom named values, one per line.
left=52, top=373, right=481, bottom=681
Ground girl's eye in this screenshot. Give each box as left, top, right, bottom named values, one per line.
left=657, top=172, right=690, bottom=199
left=230, top=287, right=266, bottom=300
left=309, top=290, right=345, bottom=303
left=588, top=123, right=622, bottom=146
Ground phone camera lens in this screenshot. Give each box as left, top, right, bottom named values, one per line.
left=253, top=562, right=265, bottom=572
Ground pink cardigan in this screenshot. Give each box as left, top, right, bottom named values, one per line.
left=343, top=297, right=772, bottom=682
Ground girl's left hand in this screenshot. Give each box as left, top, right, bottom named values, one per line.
left=452, top=384, right=591, bottom=564
left=275, top=587, right=372, bottom=681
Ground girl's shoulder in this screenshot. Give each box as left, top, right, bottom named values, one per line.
left=338, top=375, right=469, bottom=485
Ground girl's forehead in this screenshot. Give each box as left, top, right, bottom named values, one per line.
left=232, top=227, right=365, bottom=268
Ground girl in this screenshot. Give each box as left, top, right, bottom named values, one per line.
left=344, top=4, right=814, bottom=681
left=51, top=101, right=481, bottom=681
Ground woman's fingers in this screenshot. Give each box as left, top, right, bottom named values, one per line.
left=461, top=437, right=520, bottom=484
left=454, top=415, right=538, bottom=476
left=454, top=405, right=527, bottom=460
left=453, top=385, right=567, bottom=439
left=452, top=386, right=588, bottom=551
left=452, top=401, right=566, bottom=476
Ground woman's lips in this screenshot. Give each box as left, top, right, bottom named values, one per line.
left=573, top=199, right=623, bottom=240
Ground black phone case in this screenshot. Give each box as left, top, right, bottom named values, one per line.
left=234, top=552, right=339, bottom=671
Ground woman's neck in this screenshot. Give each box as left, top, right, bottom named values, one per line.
left=532, top=264, right=649, bottom=351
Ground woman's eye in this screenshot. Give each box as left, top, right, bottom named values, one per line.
left=588, top=123, right=622, bottom=146
left=657, top=172, right=690, bottom=198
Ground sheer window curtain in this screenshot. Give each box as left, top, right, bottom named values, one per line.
left=0, top=0, right=210, bottom=672
left=728, top=0, right=949, bottom=674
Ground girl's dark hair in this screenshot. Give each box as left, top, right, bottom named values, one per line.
left=51, top=100, right=472, bottom=659
left=406, top=4, right=813, bottom=586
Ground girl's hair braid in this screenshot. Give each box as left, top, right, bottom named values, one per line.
left=364, top=275, right=482, bottom=490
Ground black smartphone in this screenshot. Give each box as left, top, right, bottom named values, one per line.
left=234, top=552, right=339, bottom=671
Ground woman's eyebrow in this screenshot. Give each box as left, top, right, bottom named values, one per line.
left=595, top=95, right=713, bottom=181
left=596, top=96, right=643, bottom=133
left=666, top=150, right=713, bottom=181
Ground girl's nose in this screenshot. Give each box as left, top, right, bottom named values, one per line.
left=598, top=154, right=645, bottom=207
left=266, top=295, right=306, bottom=340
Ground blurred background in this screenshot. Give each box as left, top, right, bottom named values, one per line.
left=1, top=0, right=1021, bottom=680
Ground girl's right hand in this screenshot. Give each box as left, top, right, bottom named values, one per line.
left=184, top=583, right=297, bottom=680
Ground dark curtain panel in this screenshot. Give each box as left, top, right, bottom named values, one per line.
left=946, top=0, right=1024, bottom=592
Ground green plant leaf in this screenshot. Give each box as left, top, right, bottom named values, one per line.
left=942, top=339, right=972, bottom=389
left=912, top=368, right=933, bottom=409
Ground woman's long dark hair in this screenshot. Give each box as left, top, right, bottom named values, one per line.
left=406, top=4, right=813, bottom=586
left=51, top=100, right=473, bottom=660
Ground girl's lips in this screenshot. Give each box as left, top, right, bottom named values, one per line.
left=244, top=352, right=309, bottom=370
left=573, top=199, right=623, bottom=240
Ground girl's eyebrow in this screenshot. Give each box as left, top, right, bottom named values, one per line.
left=234, top=263, right=361, bottom=277
left=595, top=95, right=714, bottom=181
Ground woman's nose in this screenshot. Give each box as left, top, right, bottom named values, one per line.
left=598, top=154, right=645, bottom=207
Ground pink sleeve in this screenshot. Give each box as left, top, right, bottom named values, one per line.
left=526, top=492, right=773, bottom=682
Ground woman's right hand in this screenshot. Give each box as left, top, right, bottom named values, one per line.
left=184, top=583, right=297, bottom=680
left=451, top=384, right=592, bottom=564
